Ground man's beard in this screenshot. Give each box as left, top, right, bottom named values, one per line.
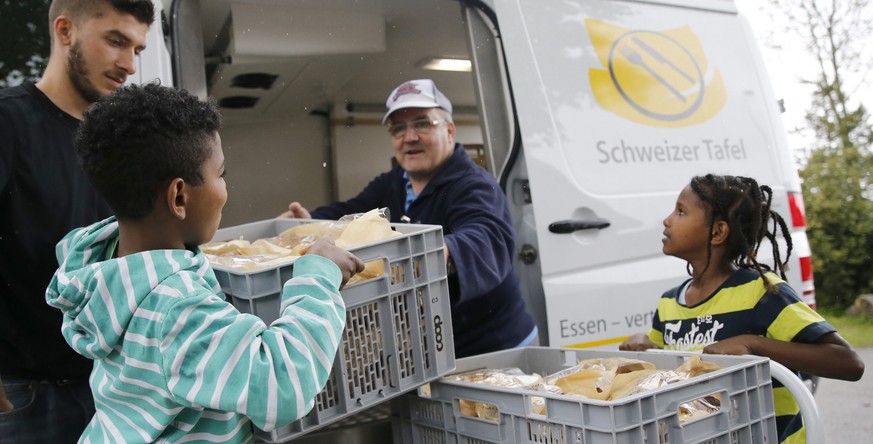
left=67, top=41, right=103, bottom=104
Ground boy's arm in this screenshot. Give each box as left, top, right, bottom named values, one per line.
left=159, top=254, right=347, bottom=430
left=703, top=332, right=865, bottom=381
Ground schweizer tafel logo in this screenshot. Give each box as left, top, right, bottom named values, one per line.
left=586, top=19, right=726, bottom=127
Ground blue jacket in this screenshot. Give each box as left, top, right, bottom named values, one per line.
left=311, top=144, right=535, bottom=357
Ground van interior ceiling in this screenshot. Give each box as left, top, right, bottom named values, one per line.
left=199, top=0, right=475, bottom=121
left=170, top=0, right=500, bottom=228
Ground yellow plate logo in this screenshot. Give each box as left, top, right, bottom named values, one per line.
left=587, top=19, right=726, bottom=127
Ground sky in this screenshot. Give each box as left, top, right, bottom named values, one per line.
left=733, top=0, right=872, bottom=165
left=733, top=0, right=817, bottom=162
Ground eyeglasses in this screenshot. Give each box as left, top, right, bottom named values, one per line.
left=387, top=119, right=444, bottom=138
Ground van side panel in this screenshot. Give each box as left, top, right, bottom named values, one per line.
left=493, top=0, right=804, bottom=347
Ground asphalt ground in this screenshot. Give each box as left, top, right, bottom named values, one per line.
left=814, top=346, right=873, bottom=443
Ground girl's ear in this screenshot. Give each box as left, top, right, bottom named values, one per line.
left=710, top=220, right=730, bottom=245
left=165, top=178, right=187, bottom=220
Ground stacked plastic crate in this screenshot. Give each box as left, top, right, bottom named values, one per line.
left=209, top=218, right=456, bottom=442
left=392, top=347, right=778, bottom=444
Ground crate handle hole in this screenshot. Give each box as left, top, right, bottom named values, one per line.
left=458, top=399, right=499, bottom=422
left=529, top=396, right=547, bottom=416
left=390, top=262, right=407, bottom=285
left=386, top=354, right=397, bottom=388
left=678, top=391, right=721, bottom=424
left=658, top=420, right=669, bottom=443
left=346, top=258, right=387, bottom=286
left=418, top=383, right=432, bottom=398
left=413, top=257, right=422, bottom=279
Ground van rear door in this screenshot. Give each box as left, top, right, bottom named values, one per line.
left=487, top=0, right=799, bottom=347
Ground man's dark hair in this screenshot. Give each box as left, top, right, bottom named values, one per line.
left=77, top=83, right=222, bottom=220
left=49, top=0, right=155, bottom=35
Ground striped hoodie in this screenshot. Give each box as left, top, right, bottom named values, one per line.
left=45, top=217, right=346, bottom=443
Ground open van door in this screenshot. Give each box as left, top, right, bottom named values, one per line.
left=477, top=0, right=806, bottom=348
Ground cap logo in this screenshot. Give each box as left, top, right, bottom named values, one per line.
left=383, top=79, right=451, bottom=124
left=393, top=82, right=423, bottom=102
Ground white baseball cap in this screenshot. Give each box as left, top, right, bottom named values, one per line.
left=382, top=79, right=453, bottom=124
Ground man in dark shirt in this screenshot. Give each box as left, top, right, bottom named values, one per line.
left=0, top=1, right=154, bottom=442
left=280, top=79, right=538, bottom=358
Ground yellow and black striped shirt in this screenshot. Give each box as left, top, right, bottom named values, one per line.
left=647, top=268, right=834, bottom=444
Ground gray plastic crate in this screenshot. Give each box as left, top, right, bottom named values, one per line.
left=208, top=218, right=456, bottom=442
left=392, top=347, right=777, bottom=444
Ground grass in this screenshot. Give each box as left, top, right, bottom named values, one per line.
left=817, top=308, right=873, bottom=349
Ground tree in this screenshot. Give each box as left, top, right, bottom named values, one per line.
left=0, top=0, right=51, bottom=88
left=766, top=0, right=873, bottom=310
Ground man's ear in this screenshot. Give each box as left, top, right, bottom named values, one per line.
left=445, top=119, right=456, bottom=143
left=710, top=220, right=730, bottom=246
left=165, top=178, right=187, bottom=221
left=54, top=16, right=75, bottom=47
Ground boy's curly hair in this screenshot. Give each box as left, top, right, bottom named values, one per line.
left=76, top=83, right=222, bottom=220
left=690, top=174, right=793, bottom=292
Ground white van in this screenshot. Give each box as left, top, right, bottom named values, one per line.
left=136, top=0, right=815, bottom=349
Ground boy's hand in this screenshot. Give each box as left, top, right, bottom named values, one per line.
left=0, top=375, right=14, bottom=412
left=619, top=333, right=658, bottom=351
left=306, top=238, right=365, bottom=289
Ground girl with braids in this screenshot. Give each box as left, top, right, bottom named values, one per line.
left=621, top=174, right=864, bottom=444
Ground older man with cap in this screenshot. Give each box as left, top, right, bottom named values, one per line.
left=280, top=79, right=538, bottom=358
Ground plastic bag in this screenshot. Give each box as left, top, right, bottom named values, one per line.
left=202, top=208, right=399, bottom=284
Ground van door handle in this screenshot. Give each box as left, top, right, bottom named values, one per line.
left=548, top=219, right=610, bottom=233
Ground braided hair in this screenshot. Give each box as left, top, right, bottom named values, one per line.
left=689, top=174, right=793, bottom=293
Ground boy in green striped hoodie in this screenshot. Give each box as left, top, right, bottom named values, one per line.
left=45, top=83, right=365, bottom=443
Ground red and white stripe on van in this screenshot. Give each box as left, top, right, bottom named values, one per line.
left=788, top=192, right=816, bottom=309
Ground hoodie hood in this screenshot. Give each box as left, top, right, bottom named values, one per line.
left=46, top=217, right=220, bottom=360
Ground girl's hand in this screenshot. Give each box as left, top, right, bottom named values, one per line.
left=705, top=333, right=864, bottom=381
left=702, top=335, right=758, bottom=355
left=619, top=333, right=658, bottom=351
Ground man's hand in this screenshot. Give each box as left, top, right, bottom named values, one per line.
left=0, top=375, right=14, bottom=412
left=278, top=202, right=312, bottom=219
left=306, top=238, right=365, bottom=289
left=619, top=333, right=658, bottom=351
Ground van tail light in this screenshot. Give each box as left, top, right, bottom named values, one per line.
left=799, top=256, right=815, bottom=310
left=788, top=192, right=807, bottom=228
left=799, top=256, right=813, bottom=282
left=788, top=191, right=816, bottom=309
